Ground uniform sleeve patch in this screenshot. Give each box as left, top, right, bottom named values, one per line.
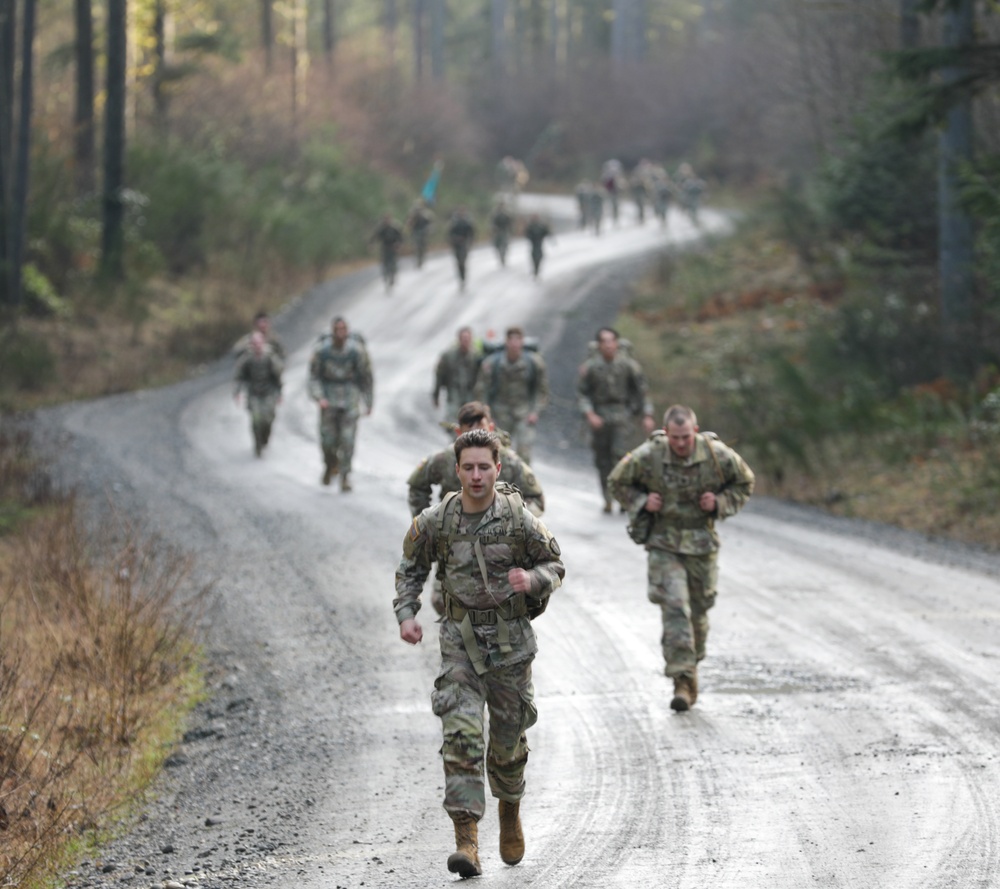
left=408, top=518, right=422, bottom=542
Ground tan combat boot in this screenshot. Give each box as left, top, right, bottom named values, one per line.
left=340, top=474, right=352, bottom=492
left=670, top=673, right=695, bottom=712
left=447, top=814, right=482, bottom=878
left=498, top=799, right=525, bottom=866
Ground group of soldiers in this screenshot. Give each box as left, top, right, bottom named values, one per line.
left=395, top=321, right=754, bottom=877
left=575, top=159, right=707, bottom=233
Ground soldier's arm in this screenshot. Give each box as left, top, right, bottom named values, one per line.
left=307, top=351, right=324, bottom=402
left=433, top=353, right=448, bottom=405
left=357, top=348, right=374, bottom=411
left=232, top=357, right=248, bottom=397
left=472, top=360, right=490, bottom=403
left=713, top=445, right=755, bottom=519
left=629, top=360, right=654, bottom=418
left=608, top=448, right=653, bottom=515
left=576, top=363, right=596, bottom=415
left=406, top=458, right=435, bottom=517
left=510, top=455, right=545, bottom=517
left=393, top=513, right=435, bottom=624
left=521, top=514, right=565, bottom=602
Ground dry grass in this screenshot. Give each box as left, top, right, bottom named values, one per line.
left=0, top=426, right=207, bottom=889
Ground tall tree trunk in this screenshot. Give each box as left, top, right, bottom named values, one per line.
left=152, top=0, right=170, bottom=133
left=491, top=0, right=507, bottom=76
left=290, top=0, right=308, bottom=141
left=262, top=0, right=273, bottom=72
left=0, top=1, right=15, bottom=307
left=323, top=0, right=335, bottom=73
left=101, top=0, right=126, bottom=280
left=74, top=0, right=94, bottom=195
left=429, top=0, right=444, bottom=80
left=10, top=0, right=35, bottom=310
left=900, top=0, right=920, bottom=49
left=413, top=0, right=424, bottom=82
left=938, top=0, right=975, bottom=353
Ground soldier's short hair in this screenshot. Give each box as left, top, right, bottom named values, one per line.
left=454, top=428, right=500, bottom=464
left=506, top=326, right=524, bottom=340
left=663, top=404, right=697, bottom=428
left=596, top=326, right=619, bottom=341
left=254, top=310, right=269, bottom=322
left=457, top=401, right=492, bottom=428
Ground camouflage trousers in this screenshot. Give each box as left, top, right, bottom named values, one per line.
left=431, top=655, right=537, bottom=821
left=494, top=410, right=535, bottom=465
left=590, top=416, right=632, bottom=505
left=453, top=245, right=470, bottom=283
left=413, top=232, right=429, bottom=268
left=646, top=549, right=718, bottom=677
left=318, top=407, right=359, bottom=475
left=247, top=393, right=279, bottom=452
left=380, top=247, right=398, bottom=287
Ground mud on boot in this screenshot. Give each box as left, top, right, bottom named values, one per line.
left=498, top=799, right=524, bottom=866
left=670, top=672, right=697, bottom=711
left=447, top=814, right=482, bottom=878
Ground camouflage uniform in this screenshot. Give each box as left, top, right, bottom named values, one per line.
left=523, top=218, right=552, bottom=278
left=490, top=205, right=515, bottom=267
left=447, top=212, right=477, bottom=286
left=574, top=181, right=592, bottom=229
left=475, top=351, right=550, bottom=464
left=588, top=188, right=604, bottom=235
left=308, top=334, right=373, bottom=480
left=577, top=351, right=652, bottom=508
left=629, top=172, right=649, bottom=224
left=434, top=345, right=482, bottom=421
left=370, top=218, right=404, bottom=289
left=407, top=202, right=435, bottom=268
left=608, top=432, right=754, bottom=678
left=394, top=490, right=564, bottom=821
left=233, top=331, right=285, bottom=362
left=234, top=347, right=283, bottom=456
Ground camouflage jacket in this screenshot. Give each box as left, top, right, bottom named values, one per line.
left=524, top=220, right=552, bottom=248
left=308, top=337, right=373, bottom=414
left=394, top=492, right=565, bottom=668
left=234, top=350, right=283, bottom=399
left=433, top=346, right=482, bottom=410
left=232, top=333, right=286, bottom=362
left=370, top=220, right=403, bottom=250
left=407, top=443, right=545, bottom=517
left=608, top=431, right=754, bottom=555
left=474, top=351, right=550, bottom=420
left=576, top=353, right=652, bottom=420
left=447, top=215, right=476, bottom=248
left=407, top=207, right=434, bottom=234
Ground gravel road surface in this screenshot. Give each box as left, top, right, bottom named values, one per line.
left=39, top=197, right=1000, bottom=889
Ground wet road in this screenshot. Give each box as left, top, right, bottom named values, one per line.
left=50, top=197, right=1000, bottom=888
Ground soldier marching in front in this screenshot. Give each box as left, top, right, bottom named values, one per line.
left=447, top=208, right=477, bottom=290
left=523, top=213, right=553, bottom=279
left=308, top=316, right=373, bottom=491
left=608, top=404, right=754, bottom=712
left=369, top=213, right=404, bottom=292
left=577, top=327, right=656, bottom=512
left=395, top=428, right=564, bottom=878
left=490, top=200, right=515, bottom=267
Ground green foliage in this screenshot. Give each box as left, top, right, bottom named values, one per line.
left=960, top=156, right=1000, bottom=293
left=0, top=330, right=57, bottom=393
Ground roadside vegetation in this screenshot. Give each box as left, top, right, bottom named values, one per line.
left=0, top=423, right=207, bottom=889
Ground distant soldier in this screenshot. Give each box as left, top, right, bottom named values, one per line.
left=308, top=316, right=373, bottom=491
left=233, top=331, right=283, bottom=458
left=475, top=326, right=549, bottom=464
left=233, top=310, right=286, bottom=362
left=608, top=405, right=754, bottom=712
left=447, top=208, right=477, bottom=290
left=651, top=167, right=673, bottom=227
left=630, top=162, right=651, bottom=224
left=577, top=327, right=655, bottom=512
left=369, top=214, right=404, bottom=292
left=406, top=199, right=435, bottom=269
left=676, top=162, right=707, bottom=225
left=490, top=201, right=515, bottom=267
left=601, top=158, right=624, bottom=224
left=523, top=213, right=554, bottom=279
left=588, top=187, right=605, bottom=235
left=433, top=327, right=482, bottom=421
left=574, top=180, right=593, bottom=229
left=407, top=401, right=546, bottom=615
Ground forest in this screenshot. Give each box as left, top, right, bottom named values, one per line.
left=1, top=0, right=999, bottom=429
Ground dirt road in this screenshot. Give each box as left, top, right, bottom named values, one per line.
left=46, top=198, right=1000, bottom=889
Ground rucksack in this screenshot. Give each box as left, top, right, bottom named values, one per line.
left=482, top=349, right=540, bottom=404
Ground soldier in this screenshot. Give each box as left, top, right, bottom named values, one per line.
left=308, top=316, right=373, bottom=491
left=369, top=213, right=404, bottom=292
left=395, top=428, right=565, bottom=878
left=601, top=158, right=624, bottom=224
left=233, top=310, right=285, bottom=362
left=233, top=331, right=283, bottom=457
left=577, top=327, right=656, bottom=512
left=433, top=327, right=482, bottom=422
left=474, top=327, right=549, bottom=464
left=490, top=200, right=515, bottom=267
left=676, top=162, right=707, bottom=225
left=447, top=208, right=477, bottom=290
left=406, top=199, right=435, bottom=269
left=651, top=167, right=673, bottom=227
left=588, top=186, right=604, bottom=236
left=523, top=213, right=553, bottom=279
left=408, top=401, right=546, bottom=616
left=574, top=180, right=592, bottom=229
left=608, top=404, right=754, bottom=712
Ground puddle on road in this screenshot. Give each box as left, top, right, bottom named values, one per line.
left=709, top=658, right=868, bottom=696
